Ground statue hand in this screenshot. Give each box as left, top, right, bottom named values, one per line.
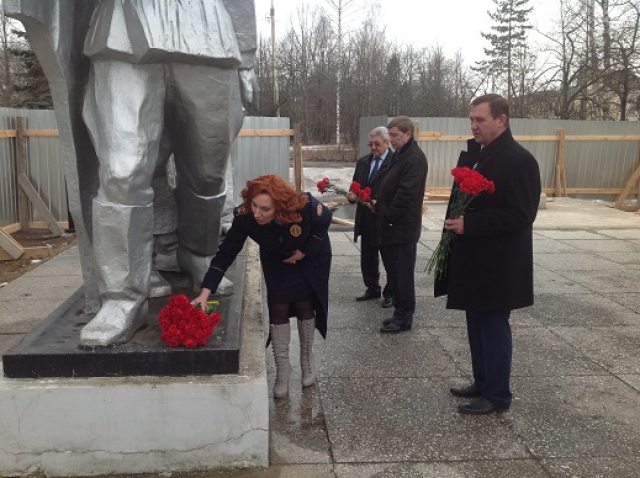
left=239, top=69, right=258, bottom=111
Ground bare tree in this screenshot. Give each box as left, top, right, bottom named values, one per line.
left=324, top=0, right=360, bottom=145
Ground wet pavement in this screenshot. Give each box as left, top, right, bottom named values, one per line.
left=1, top=164, right=640, bottom=477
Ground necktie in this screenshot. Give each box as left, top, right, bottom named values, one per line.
left=370, top=158, right=381, bottom=180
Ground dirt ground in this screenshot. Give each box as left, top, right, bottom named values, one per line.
left=0, top=229, right=77, bottom=285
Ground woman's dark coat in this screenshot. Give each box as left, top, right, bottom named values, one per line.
left=434, top=129, right=541, bottom=311
left=201, top=193, right=332, bottom=338
left=375, top=138, right=428, bottom=244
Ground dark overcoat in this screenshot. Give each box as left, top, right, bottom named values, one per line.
left=352, top=148, right=392, bottom=242
left=434, top=129, right=541, bottom=311
left=201, top=193, right=332, bottom=338
left=375, top=138, right=428, bottom=244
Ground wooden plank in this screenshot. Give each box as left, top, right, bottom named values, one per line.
left=0, top=229, right=24, bottom=259
left=8, top=128, right=640, bottom=142
left=565, top=135, right=640, bottom=141
left=417, top=134, right=640, bottom=142
left=331, top=216, right=354, bottom=227
left=17, top=172, right=64, bottom=236
left=542, top=187, right=637, bottom=195
left=416, top=132, right=442, bottom=140
left=2, top=222, right=69, bottom=233
left=28, top=221, right=70, bottom=230
left=614, top=161, right=640, bottom=209
left=238, top=129, right=294, bottom=137
left=0, top=245, right=53, bottom=261
left=16, top=117, right=29, bottom=229
left=1, top=223, right=21, bottom=234
left=555, top=129, right=567, bottom=198
left=23, top=129, right=59, bottom=137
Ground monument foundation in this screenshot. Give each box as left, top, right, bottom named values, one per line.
left=0, top=243, right=268, bottom=477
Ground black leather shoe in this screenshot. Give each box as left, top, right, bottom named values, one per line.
left=449, top=383, right=482, bottom=398
left=458, top=397, right=508, bottom=415
left=355, top=290, right=381, bottom=301
left=380, top=322, right=412, bottom=333
left=381, top=297, right=393, bottom=308
left=382, top=317, right=393, bottom=326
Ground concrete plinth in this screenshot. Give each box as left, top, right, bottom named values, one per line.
left=0, top=242, right=268, bottom=477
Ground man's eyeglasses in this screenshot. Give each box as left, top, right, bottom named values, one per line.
left=368, top=141, right=384, bottom=147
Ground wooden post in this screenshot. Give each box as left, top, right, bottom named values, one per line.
left=16, top=117, right=29, bottom=229
left=554, top=128, right=567, bottom=197
left=293, top=123, right=303, bottom=191
left=614, top=151, right=640, bottom=210
left=0, top=228, right=24, bottom=259
left=637, top=147, right=640, bottom=203
left=413, top=122, right=421, bottom=142
left=14, top=116, right=64, bottom=236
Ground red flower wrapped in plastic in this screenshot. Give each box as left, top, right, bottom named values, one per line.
left=317, top=177, right=371, bottom=205
left=427, top=167, right=495, bottom=279
left=158, top=294, right=221, bottom=348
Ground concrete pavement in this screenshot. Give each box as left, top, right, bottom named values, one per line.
left=1, top=196, right=640, bottom=477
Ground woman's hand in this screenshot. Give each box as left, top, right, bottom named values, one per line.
left=191, top=288, right=212, bottom=310
left=283, top=249, right=306, bottom=264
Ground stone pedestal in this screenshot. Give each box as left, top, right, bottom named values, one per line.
left=0, top=244, right=268, bottom=476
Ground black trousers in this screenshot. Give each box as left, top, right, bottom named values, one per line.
left=466, top=310, right=513, bottom=409
left=380, top=242, right=416, bottom=325
left=360, top=216, right=392, bottom=299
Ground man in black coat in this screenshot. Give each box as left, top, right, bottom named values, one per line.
left=349, top=126, right=393, bottom=308
left=374, top=116, right=428, bottom=333
left=435, top=94, right=541, bottom=415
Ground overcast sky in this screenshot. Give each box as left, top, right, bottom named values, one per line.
left=254, top=0, right=558, bottom=65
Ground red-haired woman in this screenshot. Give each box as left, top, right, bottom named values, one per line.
left=192, top=175, right=332, bottom=398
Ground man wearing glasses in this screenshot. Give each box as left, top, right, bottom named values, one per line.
left=348, top=127, right=394, bottom=308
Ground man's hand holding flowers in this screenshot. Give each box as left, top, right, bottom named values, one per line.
left=427, top=167, right=495, bottom=279
left=318, top=177, right=371, bottom=205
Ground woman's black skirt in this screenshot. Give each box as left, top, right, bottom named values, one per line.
left=269, top=264, right=312, bottom=303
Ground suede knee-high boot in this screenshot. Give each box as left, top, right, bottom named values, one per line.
left=271, top=323, right=292, bottom=398
left=298, top=318, right=316, bottom=387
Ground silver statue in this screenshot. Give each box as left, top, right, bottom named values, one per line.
left=5, top=0, right=257, bottom=346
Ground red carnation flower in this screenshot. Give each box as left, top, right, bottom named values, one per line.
left=158, top=294, right=221, bottom=348
left=427, top=167, right=495, bottom=279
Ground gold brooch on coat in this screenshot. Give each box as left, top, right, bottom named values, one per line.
left=290, top=224, right=302, bottom=237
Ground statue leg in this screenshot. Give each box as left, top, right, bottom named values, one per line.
left=80, top=60, right=166, bottom=346
left=168, top=64, right=244, bottom=292
left=150, top=135, right=177, bottom=298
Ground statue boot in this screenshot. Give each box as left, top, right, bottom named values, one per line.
left=174, top=187, right=233, bottom=295
left=177, top=246, right=234, bottom=296
left=80, top=200, right=153, bottom=346
left=149, top=262, right=172, bottom=298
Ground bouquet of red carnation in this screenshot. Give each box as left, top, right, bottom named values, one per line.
left=347, top=181, right=372, bottom=204
left=317, top=177, right=371, bottom=204
left=158, top=294, right=221, bottom=348
left=427, top=167, right=495, bottom=279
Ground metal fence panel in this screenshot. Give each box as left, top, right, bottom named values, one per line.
left=1, top=110, right=292, bottom=229
left=0, top=107, right=64, bottom=229
left=233, top=116, right=291, bottom=197
left=0, top=113, right=18, bottom=229
left=362, top=116, right=640, bottom=198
